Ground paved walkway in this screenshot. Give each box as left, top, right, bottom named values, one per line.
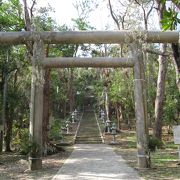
left=52, top=144, right=143, bottom=180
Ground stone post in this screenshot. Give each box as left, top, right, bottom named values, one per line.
left=29, top=38, right=44, bottom=170
left=131, top=44, right=150, bottom=168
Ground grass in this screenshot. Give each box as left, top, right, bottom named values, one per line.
left=151, top=150, right=178, bottom=166
left=115, top=145, right=180, bottom=179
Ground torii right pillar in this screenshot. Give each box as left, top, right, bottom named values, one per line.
left=131, top=44, right=150, bottom=168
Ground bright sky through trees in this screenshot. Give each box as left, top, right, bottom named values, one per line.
left=20, top=0, right=174, bottom=30
left=37, top=0, right=111, bottom=30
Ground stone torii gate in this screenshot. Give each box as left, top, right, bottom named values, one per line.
left=0, top=30, right=179, bottom=170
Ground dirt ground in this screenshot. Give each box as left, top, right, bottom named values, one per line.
left=0, top=120, right=79, bottom=180
left=0, top=147, right=73, bottom=180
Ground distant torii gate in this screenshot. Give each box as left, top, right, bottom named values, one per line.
left=0, top=30, right=179, bottom=170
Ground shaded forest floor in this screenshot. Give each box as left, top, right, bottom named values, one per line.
left=0, top=120, right=79, bottom=180
left=0, top=146, right=73, bottom=179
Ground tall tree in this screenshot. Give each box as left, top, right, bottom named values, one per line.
left=154, top=0, right=167, bottom=140
left=0, top=0, right=24, bottom=152
left=160, top=0, right=180, bottom=91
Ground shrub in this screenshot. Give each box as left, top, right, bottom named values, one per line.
left=49, top=118, right=62, bottom=141
left=148, top=136, right=164, bottom=152
left=19, top=128, right=30, bottom=155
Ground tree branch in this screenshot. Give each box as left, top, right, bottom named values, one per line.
left=134, top=0, right=141, bottom=6
left=23, top=0, right=31, bottom=31
left=108, top=0, right=120, bottom=30
left=30, top=0, right=36, bottom=18
left=147, top=0, right=155, bottom=18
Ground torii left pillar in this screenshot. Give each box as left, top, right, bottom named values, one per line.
left=29, top=38, right=44, bottom=170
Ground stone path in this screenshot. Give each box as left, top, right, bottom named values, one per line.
left=52, top=144, right=143, bottom=180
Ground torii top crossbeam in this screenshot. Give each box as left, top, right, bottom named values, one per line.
left=0, top=30, right=179, bottom=44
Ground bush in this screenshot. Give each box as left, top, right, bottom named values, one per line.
left=148, top=136, right=164, bottom=152
left=12, top=126, right=30, bottom=155
left=49, top=118, right=62, bottom=141
left=19, top=128, right=30, bottom=155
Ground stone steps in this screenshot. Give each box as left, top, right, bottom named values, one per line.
left=75, top=112, right=102, bottom=144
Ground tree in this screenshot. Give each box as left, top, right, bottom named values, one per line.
left=0, top=0, right=24, bottom=152
left=109, top=69, right=134, bottom=129
left=153, top=0, right=167, bottom=140
left=160, top=0, right=180, bottom=91
left=133, top=0, right=154, bottom=30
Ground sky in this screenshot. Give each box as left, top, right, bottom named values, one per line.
left=38, top=0, right=78, bottom=25
left=35, top=0, right=163, bottom=31
left=36, top=0, right=111, bottom=30
left=24, top=0, right=180, bottom=31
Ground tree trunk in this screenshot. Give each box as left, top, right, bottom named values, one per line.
left=4, top=105, right=12, bottom=152
left=69, top=68, right=74, bottom=112
left=42, top=44, right=51, bottom=156
left=63, top=101, right=67, bottom=118
left=0, top=131, right=3, bottom=153
left=154, top=44, right=167, bottom=140
left=171, top=43, right=180, bottom=92
left=63, top=74, right=67, bottom=118
left=154, top=0, right=167, bottom=140
left=147, top=54, right=156, bottom=126
left=104, top=86, right=109, bottom=120
left=1, top=63, right=8, bottom=152
left=22, top=0, right=33, bottom=57
left=115, top=103, right=123, bottom=130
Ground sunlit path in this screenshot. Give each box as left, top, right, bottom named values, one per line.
left=52, top=144, right=142, bottom=180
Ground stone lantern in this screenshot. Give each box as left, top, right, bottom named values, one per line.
left=111, top=122, right=117, bottom=143
left=106, top=118, right=111, bottom=133
left=71, top=112, right=75, bottom=123
left=74, top=109, right=78, bottom=119
left=60, top=129, right=64, bottom=143
left=101, top=110, right=105, bottom=123
left=65, top=119, right=70, bottom=134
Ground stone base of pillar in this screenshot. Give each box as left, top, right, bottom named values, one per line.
left=137, top=156, right=150, bottom=168
left=29, top=158, right=42, bottom=170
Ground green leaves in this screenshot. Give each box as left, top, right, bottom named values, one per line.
left=0, top=0, right=24, bottom=31
left=160, top=0, right=166, bottom=4
left=161, top=7, right=180, bottom=30
left=72, top=17, right=95, bottom=30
